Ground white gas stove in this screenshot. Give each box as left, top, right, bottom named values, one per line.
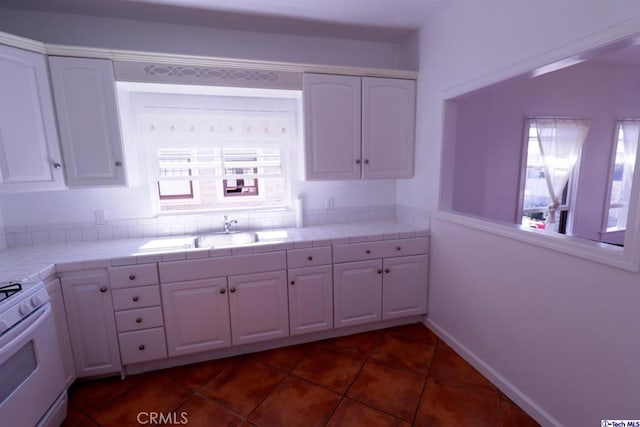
left=0, top=281, right=50, bottom=334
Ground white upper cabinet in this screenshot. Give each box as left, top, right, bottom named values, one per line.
left=0, top=44, right=65, bottom=191
left=303, top=73, right=416, bottom=180
left=303, top=74, right=362, bottom=180
left=362, top=77, right=416, bottom=179
left=49, top=56, right=126, bottom=187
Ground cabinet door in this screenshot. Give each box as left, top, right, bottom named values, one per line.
left=0, top=45, right=65, bottom=191
left=362, top=77, right=416, bottom=179
left=45, top=278, right=76, bottom=387
left=228, top=271, right=289, bottom=345
left=161, top=278, right=231, bottom=357
left=333, top=260, right=382, bottom=327
left=382, top=255, right=428, bottom=319
left=49, top=56, right=126, bottom=187
left=60, top=273, right=121, bottom=378
left=303, top=73, right=361, bottom=180
left=288, top=265, right=333, bottom=335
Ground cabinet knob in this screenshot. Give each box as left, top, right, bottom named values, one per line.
left=396, top=246, right=402, bottom=251
left=129, top=274, right=136, bottom=280
left=355, top=159, right=361, bottom=165
left=290, top=281, right=296, bottom=286
left=132, top=296, right=139, bottom=302
left=230, top=287, right=236, bottom=293
left=220, top=288, right=226, bottom=294
left=52, top=162, right=62, bottom=169
left=385, top=268, right=390, bottom=274
left=99, top=286, right=108, bottom=293
left=139, top=344, right=145, bottom=351
left=307, top=256, right=313, bottom=261
left=366, top=250, right=371, bottom=254
left=115, top=161, right=123, bottom=167
left=136, top=317, right=143, bottom=323
left=364, top=159, right=369, bottom=165
left=377, top=269, right=382, bottom=274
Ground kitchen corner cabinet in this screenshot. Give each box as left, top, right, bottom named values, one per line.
left=60, top=272, right=121, bottom=378
left=0, top=44, right=65, bottom=191
left=45, top=278, right=76, bottom=387
left=48, top=56, right=127, bottom=187
left=333, top=237, right=428, bottom=327
left=303, top=73, right=416, bottom=180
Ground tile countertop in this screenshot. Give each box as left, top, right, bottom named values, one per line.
left=0, top=222, right=429, bottom=284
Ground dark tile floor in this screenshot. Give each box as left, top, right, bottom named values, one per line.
left=63, top=323, right=540, bottom=427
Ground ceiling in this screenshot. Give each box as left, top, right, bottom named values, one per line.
left=0, top=0, right=449, bottom=42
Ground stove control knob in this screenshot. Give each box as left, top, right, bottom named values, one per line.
left=19, top=303, right=32, bottom=316
left=31, top=295, right=43, bottom=308
left=0, top=320, right=7, bottom=334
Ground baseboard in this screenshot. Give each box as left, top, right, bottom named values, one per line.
left=423, top=318, right=563, bottom=427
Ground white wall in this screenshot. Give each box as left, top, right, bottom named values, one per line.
left=450, top=61, right=640, bottom=241
left=0, top=9, right=407, bottom=227
left=0, top=9, right=410, bottom=70
left=415, top=1, right=640, bottom=425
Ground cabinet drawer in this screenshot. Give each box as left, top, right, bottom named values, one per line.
left=287, top=247, right=332, bottom=268
left=109, top=264, right=159, bottom=289
left=112, top=285, right=161, bottom=310
left=118, top=327, right=167, bottom=365
left=377, top=237, right=428, bottom=259
left=333, top=238, right=428, bottom=263
left=115, top=306, right=164, bottom=332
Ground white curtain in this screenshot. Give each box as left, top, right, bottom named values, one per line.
left=619, top=121, right=640, bottom=196
left=533, top=118, right=590, bottom=228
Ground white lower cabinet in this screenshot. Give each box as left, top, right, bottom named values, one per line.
left=228, top=271, right=289, bottom=345
left=333, top=260, right=383, bottom=327
left=382, top=255, right=428, bottom=319
left=60, top=272, right=121, bottom=378
left=45, top=278, right=76, bottom=387
left=288, top=265, right=333, bottom=335
left=161, top=278, right=232, bottom=357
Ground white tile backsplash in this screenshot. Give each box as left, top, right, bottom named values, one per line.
left=1, top=204, right=429, bottom=248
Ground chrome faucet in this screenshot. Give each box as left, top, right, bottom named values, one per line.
left=223, top=215, right=238, bottom=233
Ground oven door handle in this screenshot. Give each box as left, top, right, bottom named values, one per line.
left=0, top=304, right=51, bottom=360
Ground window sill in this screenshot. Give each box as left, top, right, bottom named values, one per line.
left=434, top=210, right=638, bottom=272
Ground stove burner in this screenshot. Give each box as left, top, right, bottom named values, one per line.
left=0, top=282, right=22, bottom=303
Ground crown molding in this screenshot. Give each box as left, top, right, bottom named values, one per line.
left=0, top=31, right=46, bottom=54
left=45, top=43, right=418, bottom=79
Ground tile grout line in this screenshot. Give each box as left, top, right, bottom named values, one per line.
left=411, top=338, right=440, bottom=426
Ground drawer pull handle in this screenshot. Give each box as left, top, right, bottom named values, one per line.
left=307, top=256, right=313, bottom=261
left=396, top=246, right=402, bottom=251
left=132, top=296, right=139, bottom=302
left=385, top=268, right=390, bottom=274
left=139, top=344, right=145, bottom=351
left=129, top=274, right=136, bottom=280
left=99, top=286, right=108, bottom=293
left=136, top=318, right=143, bottom=323
left=290, top=281, right=296, bottom=286
left=366, top=250, right=371, bottom=254
left=377, top=269, right=382, bottom=274
left=230, top=287, right=236, bottom=293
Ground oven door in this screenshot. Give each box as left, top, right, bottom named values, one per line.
left=0, top=303, right=66, bottom=427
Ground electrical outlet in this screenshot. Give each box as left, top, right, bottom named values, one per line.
left=94, top=210, right=107, bottom=225
left=326, top=197, right=335, bottom=209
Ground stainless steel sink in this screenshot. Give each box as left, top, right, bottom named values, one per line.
left=195, top=231, right=259, bottom=248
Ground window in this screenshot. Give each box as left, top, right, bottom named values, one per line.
left=520, top=118, right=589, bottom=233
left=605, top=121, right=639, bottom=231
left=127, top=86, right=300, bottom=213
